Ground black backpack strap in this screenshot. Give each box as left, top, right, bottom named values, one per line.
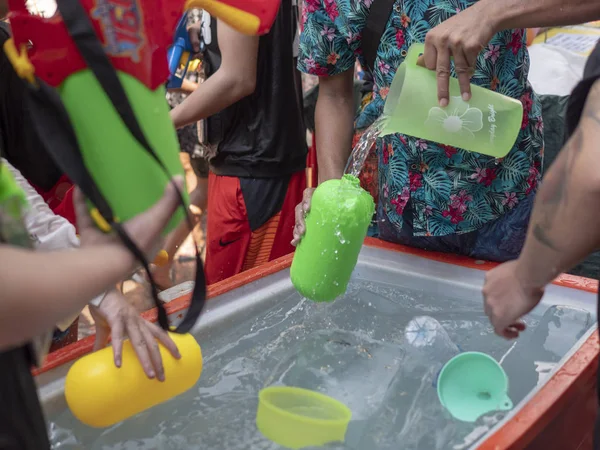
left=362, top=0, right=397, bottom=74
left=21, top=1, right=205, bottom=333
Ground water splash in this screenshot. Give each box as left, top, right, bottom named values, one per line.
left=344, top=116, right=388, bottom=177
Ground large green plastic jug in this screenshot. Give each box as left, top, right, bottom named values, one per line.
left=382, top=44, right=524, bottom=158
left=291, top=175, right=374, bottom=302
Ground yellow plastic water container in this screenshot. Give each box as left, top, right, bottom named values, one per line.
left=65, top=332, right=202, bottom=428
left=256, top=386, right=352, bottom=449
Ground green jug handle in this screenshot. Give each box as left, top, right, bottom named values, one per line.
left=406, top=43, right=425, bottom=66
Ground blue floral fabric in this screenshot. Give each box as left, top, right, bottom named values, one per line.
left=298, top=0, right=544, bottom=237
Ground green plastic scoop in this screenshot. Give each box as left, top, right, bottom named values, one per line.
left=382, top=44, right=524, bottom=158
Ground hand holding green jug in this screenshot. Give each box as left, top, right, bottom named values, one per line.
left=382, top=43, right=523, bottom=158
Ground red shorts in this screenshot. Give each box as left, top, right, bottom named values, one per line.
left=205, top=171, right=305, bottom=285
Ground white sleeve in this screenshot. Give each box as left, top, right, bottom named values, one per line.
left=2, top=159, right=108, bottom=312
left=1, top=158, right=80, bottom=251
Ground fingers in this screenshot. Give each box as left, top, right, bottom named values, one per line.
left=147, top=321, right=181, bottom=360
left=126, top=321, right=156, bottom=380
left=452, top=46, right=472, bottom=101
left=291, top=189, right=314, bottom=246
left=110, top=318, right=125, bottom=368
left=93, top=322, right=111, bottom=352
left=435, top=46, right=452, bottom=107
left=139, top=323, right=165, bottom=382
left=500, top=322, right=526, bottom=340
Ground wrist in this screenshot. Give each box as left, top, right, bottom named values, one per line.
left=514, top=254, right=555, bottom=292
left=98, top=244, right=137, bottom=278
left=468, top=0, right=505, bottom=35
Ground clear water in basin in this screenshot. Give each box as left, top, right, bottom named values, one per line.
left=48, top=280, right=593, bottom=450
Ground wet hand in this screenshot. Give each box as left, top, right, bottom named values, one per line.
left=75, top=176, right=184, bottom=271
left=291, top=188, right=315, bottom=247
left=482, top=260, right=544, bottom=340
left=90, top=290, right=181, bottom=381
left=417, top=4, right=494, bottom=106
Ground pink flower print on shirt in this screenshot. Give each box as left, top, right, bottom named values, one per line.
left=509, top=30, right=524, bottom=55
left=396, top=29, right=406, bottom=48
left=449, top=190, right=472, bottom=213
left=442, top=207, right=464, bottom=224
left=521, top=92, right=533, bottom=114
left=324, top=0, right=339, bottom=20
left=321, top=26, right=336, bottom=41
left=304, top=56, right=317, bottom=71
left=441, top=144, right=457, bottom=158
left=502, top=192, right=519, bottom=209
left=484, top=44, right=500, bottom=63
left=416, top=139, right=428, bottom=151
left=378, top=59, right=391, bottom=74
left=471, top=167, right=497, bottom=187
left=410, top=172, right=423, bottom=192
left=391, top=187, right=410, bottom=215
left=304, top=0, right=320, bottom=13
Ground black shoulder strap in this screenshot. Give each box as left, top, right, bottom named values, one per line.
left=23, top=1, right=206, bottom=333
left=362, top=0, right=397, bottom=73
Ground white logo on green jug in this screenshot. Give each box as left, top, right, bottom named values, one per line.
left=487, top=104, right=497, bottom=144
left=425, top=96, right=483, bottom=139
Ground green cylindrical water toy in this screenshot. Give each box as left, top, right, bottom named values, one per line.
left=291, top=175, right=375, bottom=302
left=59, top=71, right=186, bottom=234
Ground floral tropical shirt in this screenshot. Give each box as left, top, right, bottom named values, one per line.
left=298, top=0, right=544, bottom=237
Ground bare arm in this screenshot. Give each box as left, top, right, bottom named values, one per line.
left=315, top=69, right=356, bottom=182
left=170, top=20, right=259, bottom=129
left=0, top=245, right=132, bottom=350
left=422, top=0, right=600, bottom=104
left=515, top=80, right=600, bottom=289
left=487, top=0, right=600, bottom=31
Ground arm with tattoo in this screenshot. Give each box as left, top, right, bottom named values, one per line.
left=514, top=79, right=600, bottom=289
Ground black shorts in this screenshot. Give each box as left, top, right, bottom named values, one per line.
left=174, top=119, right=209, bottom=179
left=0, top=345, right=51, bottom=450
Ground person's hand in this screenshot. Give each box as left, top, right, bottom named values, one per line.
left=417, top=4, right=496, bottom=106
left=89, top=290, right=181, bottom=381
left=75, top=176, right=184, bottom=269
left=187, top=22, right=202, bottom=55
left=291, top=188, right=315, bottom=247
left=482, top=260, right=545, bottom=340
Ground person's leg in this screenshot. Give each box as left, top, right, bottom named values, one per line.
left=204, top=173, right=252, bottom=285
left=238, top=171, right=305, bottom=272
left=268, top=171, right=306, bottom=261
left=153, top=153, right=208, bottom=289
